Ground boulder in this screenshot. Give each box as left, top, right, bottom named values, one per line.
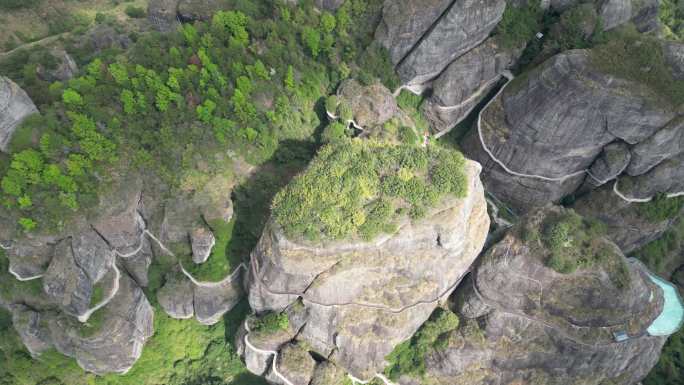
left=42, top=239, right=95, bottom=318
left=462, top=49, right=676, bottom=211
left=587, top=141, right=632, bottom=186
left=415, top=207, right=669, bottom=384
left=10, top=305, right=53, bottom=356
left=0, top=76, right=38, bottom=153
left=46, top=272, right=154, bottom=374
left=665, top=41, right=684, bottom=80
left=627, top=117, right=684, bottom=177
left=617, top=153, right=684, bottom=200
left=157, top=266, right=244, bottom=325
left=335, top=79, right=405, bottom=129
left=191, top=224, right=215, bottom=264
left=246, top=159, right=489, bottom=378
left=310, top=361, right=348, bottom=385
left=276, top=343, right=317, bottom=385
left=194, top=274, right=243, bottom=325
left=157, top=270, right=195, bottom=319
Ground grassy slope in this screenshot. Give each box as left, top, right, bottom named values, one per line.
left=0, top=0, right=149, bottom=52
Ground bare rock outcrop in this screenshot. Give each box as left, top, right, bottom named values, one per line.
left=400, top=207, right=671, bottom=384
left=462, top=46, right=683, bottom=212
left=0, top=76, right=38, bottom=153
left=422, top=38, right=521, bottom=134
left=0, top=176, right=154, bottom=374
left=375, top=0, right=506, bottom=88
left=246, top=159, right=490, bottom=378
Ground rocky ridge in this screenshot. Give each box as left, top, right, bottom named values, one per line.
left=243, top=158, right=490, bottom=379
left=394, top=207, right=669, bottom=385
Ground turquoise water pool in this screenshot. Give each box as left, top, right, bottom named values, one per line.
left=647, top=273, right=684, bottom=336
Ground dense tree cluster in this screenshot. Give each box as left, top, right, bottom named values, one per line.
left=0, top=0, right=395, bottom=233
left=272, top=139, right=468, bottom=242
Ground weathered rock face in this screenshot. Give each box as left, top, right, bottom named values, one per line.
left=375, top=0, right=506, bottom=88
left=246, top=160, right=490, bottom=378
left=0, top=76, right=38, bottom=153
left=394, top=0, right=506, bottom=87
left=422, top=38, right=521, bottom=134
left=151, top=173, right=242, bottom=325
left=462, top=47, right=682, bottom=212
left=191, top=224, right=216, bottom=264
left=375, top=0, right=454, bottom=66
left=1, top=176, right=155, bottom=374
left=412, top=207, right=668, bottom=385
left=48, top=272, right=154, bottom=375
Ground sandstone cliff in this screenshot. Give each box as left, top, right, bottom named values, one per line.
left=243, top=157, right=490, bottom=379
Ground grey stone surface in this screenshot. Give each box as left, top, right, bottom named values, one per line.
left=310, top=361, right=348, bottom=385
left=463, top=50, right=676, bottom=211
left=423, top=38, right=521, bottom=133
left=10, top=305, right=53, bottom=356
left=47, top=272, right=154, bottom=375
left=178, top=0, right=222, bottom=21
left=665, top=42, right=684, bottom=80
left=588, top=141, right=632, bottom=185
left=395, top=0, right=506, bottom=86
left=0, top=76, right=38, bottom=153
left=619, top=153, right=684, bottom=200
left=43, top=239, right=93, bottom=318
left=628, top=117, right=684, bottom=176
left=191, top=224, right=215, bottom=264
left=375, top=0, right=454, bottom=66
left=157, top=270, right=195, bottom=319
left=194, top=274, right=243, bottom=325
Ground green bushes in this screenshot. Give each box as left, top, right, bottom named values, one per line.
left=251, top=312, right=289, bottom=335
left=384, top=309, right=459, bottom=380
left=272, top=140, right=468, bottom=242
left=660, top=0, right=684, bottom=41
left=0, top=0, right=41, bottom=10
left=539, top=210, right=629, bottom=289
left=636, top=194, right=684, bottom=222
left=631, top=219, right=684, bottom=273
left=124, top=6, right=146, bottom=19
left=644, top=329, right=684, bottom=385
left=590, top=26, right=684, bottom=106
left=494, top=1, right=543, bottom=49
